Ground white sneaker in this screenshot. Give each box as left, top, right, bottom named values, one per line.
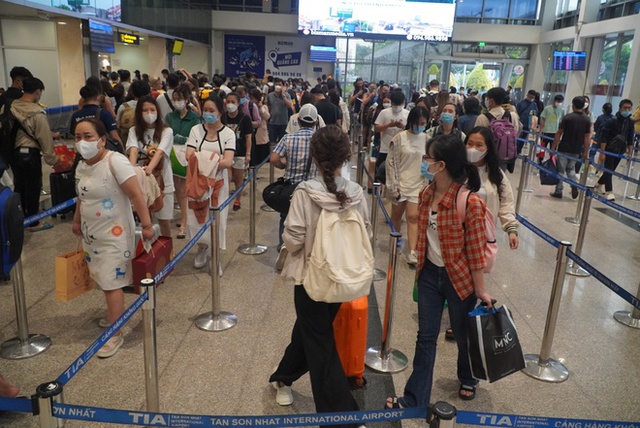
left=270, top=381, right=293, bottom=406
left=406, top=250, right=417, bottom=266
left=96, top=333, right=123, bottom=358
left=605, top=192, right=616, bottom=201
left=593, top=184, right=604, bottom=195
left=275, top=246, right=288, bottom=271
left=98, top=318, right=110, bottom=328
left=194, top=245, right=209, bottom=269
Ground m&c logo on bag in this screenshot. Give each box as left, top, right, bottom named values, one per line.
left=492, top=330, right=516, bottom=353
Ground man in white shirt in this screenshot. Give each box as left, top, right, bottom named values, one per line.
left=156, top=73, right=180, bottom=120
left=374, top=90, right=408, bottom=182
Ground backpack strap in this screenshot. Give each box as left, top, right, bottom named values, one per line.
left=455, top=185, right=472, bottom=228
left=502, top=111, right=512, bottom=122
left=484, top=112, right=495, bottom=122
left=164, top=93, right=175, bottom=111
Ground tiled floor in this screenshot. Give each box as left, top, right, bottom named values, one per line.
left=1, top=154, right=639, bottom=427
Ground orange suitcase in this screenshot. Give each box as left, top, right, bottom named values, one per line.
left=333, top=295, right=368, bottom=388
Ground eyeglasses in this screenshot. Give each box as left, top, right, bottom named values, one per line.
left=422, top=155, right=434, bottom=162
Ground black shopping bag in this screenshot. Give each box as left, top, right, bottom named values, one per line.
left=539, top=156, right=560, bottom=186
left=467, top=304, right=525, bottom=383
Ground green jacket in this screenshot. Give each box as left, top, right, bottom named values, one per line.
left=165, top=110, right=201, bottom=145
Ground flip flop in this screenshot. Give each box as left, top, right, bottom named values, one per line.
left=27, top=222, right=54, bottom=233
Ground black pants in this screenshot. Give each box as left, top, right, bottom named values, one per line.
left=11, top=150, right=43, bottom=227
left=375, top=152, right=387, bottom=184
left=270, top=286, right=359, bottom=425
left=597, top=154, right=622, bottom=192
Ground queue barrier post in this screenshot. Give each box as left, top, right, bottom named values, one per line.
left=36, top=381, right=64, bottom=428
left=613, top=279, right=640, bottom=329
left=261, top=146, right=276, bottom=212
left=428, top=402, right=457, bottom=428
left=0, top=259, right=52, bottom=360
left=238, top=167, right=268, bottom=255
left=522, top=139, right=536, bottom=192
left=622, top=155, right=634, bottom=198
left=370, top=182, right=386, bottom=282
left=365, top=231, right=408, bottom=373
left=565, top=158, right=590, bottom=225
left=515, top=155, right=528, bottom=215
left=566, top=186, right=592, bottom=277
left=195, top=207, right=238, bottom=332
left=356, top=149, right=365, bottom=188
left=522, top=241, right=571, bottom=383
left=625, top=170, right=640, bottom=201
left=140, top=278, right=160, bottom=413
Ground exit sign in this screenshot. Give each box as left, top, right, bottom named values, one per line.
left=478, top=42, right=486, bottom=47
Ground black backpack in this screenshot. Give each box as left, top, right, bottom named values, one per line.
left=95, top=107, right=124, bottom=153
left=0, top=99, right=20, bottom=169
left=0, top=184, right=24, bottom=278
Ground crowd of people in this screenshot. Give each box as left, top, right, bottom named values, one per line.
left=0, top=65, right=637, bottom=425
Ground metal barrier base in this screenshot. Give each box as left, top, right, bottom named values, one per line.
left=523, top=188, right=534, bottom=193
left=373, top=268, right=386, bottom=282
left=566, top=263, right=590, bottom=277
left=626, top=195, right=639, bottom=200
left=564, top=216, right=580, bottom=225
left=613, top=311, right=640, bottom=329
left=195, top=312, right=237, bottom=332
left=0, top=334, right=52, bottom=360
left=260, top=204, right=275, bottom=212
left=237, top=244, right=268, bottom=255
left=365, top=346, right=408, bottom=373
left=522, top=354, right=569, bottom=382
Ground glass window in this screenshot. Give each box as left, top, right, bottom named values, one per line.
left=483, top=0, right=510, bottom=18
left=456, top=0, right=483, bottom=17
left=510, top=0, right=537, bottom=19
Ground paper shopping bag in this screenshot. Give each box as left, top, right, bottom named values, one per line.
left=55, top=249, right=94, bottom=301
left=132, top=236, right=173, bottom=294
left=467, top=304, right=525, bottom=383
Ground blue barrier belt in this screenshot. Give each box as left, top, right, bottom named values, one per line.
left=56, top=290, right=148, bottom=386
left=515, top=214, right=560, bottom=248
left=376, top=193, right=397, bottom=233
left=50, top=404, right=427, bottom=427
left=524, top=158, right=587, bottom=192
left=588, top=190, right=640, bottom=220
left=593, top=147, right=640, bottom=163
left=217, top=155, right=270, bottom=212
left=456, top=410, right=640, bottom=428
left=567, top=250, right=640, bottom=311
left=0, top=397, right=33, bottom=413
left=591, top=162, right=640, bottom=186
left=23, top=197, right=77, bottom=226
left=360, top=156, right=375, bottom=185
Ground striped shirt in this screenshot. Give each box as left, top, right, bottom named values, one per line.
left=416, top=181, right=486, bottom=300
left=273, top=128, right=318, bottom=184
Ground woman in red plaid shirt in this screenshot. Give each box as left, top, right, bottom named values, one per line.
left=387, top=134, right=494, bottom=410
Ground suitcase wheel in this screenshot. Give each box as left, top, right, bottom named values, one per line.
left=51, top=214, right=57, bottom=218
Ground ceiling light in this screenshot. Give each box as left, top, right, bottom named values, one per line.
left=57, top=21, right=67, bottom=25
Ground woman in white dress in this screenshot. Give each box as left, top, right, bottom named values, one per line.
left=72, top=118, right=154, bottom=358
left=185, top=94, right=235, bottom=269
left=126, top=95, right=175, bottom=238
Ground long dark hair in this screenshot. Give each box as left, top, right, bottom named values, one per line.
left=406, top=106, right=430, bottom=130
left=134, top=95, right=166, bottom=146
left=426, top=133, right=480, bottom=192
left=310, top=125, right=352, bottom=207
left=465, top=127, right=503, bottom=199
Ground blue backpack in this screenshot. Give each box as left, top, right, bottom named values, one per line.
left=0, top=185, right=24, bottom=277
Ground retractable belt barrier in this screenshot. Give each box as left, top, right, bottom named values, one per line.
left=23, top=197, right=77, bottom=227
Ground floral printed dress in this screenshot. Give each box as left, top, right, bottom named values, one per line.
left=75, top=152, right=136, bottom=290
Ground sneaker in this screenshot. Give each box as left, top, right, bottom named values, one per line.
left=98, top=318, right=110, bottom=328
left=275, top=246, right=288, bottom=271
left=406, top=250, right=417, bottom=267
left=571, top=186, right=579, bottom=200
left=605, top=192, right=616, bottom=201
left=549, top=191, right=562, bottom=199
left=270, top=381, right=293, bottom=406
left=96, top=333, right=123, bottom=358
left=194, top=245, right=209, bottom=269
left=593, top=184, right=604, bottom=195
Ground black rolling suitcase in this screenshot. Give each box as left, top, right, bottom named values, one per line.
left=49, top=171, right=76, bottom=219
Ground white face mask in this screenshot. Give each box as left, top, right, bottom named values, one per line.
left=392, top=105, right=403, bottom=113
left=584, top=103, right=589, bottom=109
left=173, top=100, right=186, bottom=111
left=226, top=103, right=238, bottom=113
left=275, top=85, right=282, bottom=92
left=143, top=113, right=157, bottom=124
left=467, top=147, right=488, bottom=163
left=383, top=103, right=392, bottom=109
left=76, top=139, right=101, bottom=160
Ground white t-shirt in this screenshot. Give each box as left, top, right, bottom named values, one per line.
left=116, top=100, right=138, bottom=123
left=186, top=124, right=236, bottom=156
left=375, top=107, right=409, bottom=154
left=126, top=127, right=175, bottom=193
left=156, top=89, right=175, bottom=121
left=426, top=210, right=444, bottom=267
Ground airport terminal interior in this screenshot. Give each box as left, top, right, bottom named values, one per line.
left=1, top=0, right=640, bottom=427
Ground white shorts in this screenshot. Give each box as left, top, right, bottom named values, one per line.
left=395, top=195, right=419, bottom=204
left=232, top=156, right=247, bottom=170
left=154, top=192, right=175, bottom=220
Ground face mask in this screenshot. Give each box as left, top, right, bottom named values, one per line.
left=275, top=85, right=282, bottom=92
left=297, top=86, right=302, bottom=91
left=467, top=147, right=487, bottom=163
left=383, top=103, right=392, bottom=109
left=143, top=113, right=157, bottom=124
left=76, top=139, right=101, bottom=160
left=226, top=103, right=238, bottom=113
left=584, top=103, right=589, bottom=109
left=203, top=113, right=218, bottom=124
left=421, top=161, right=437, bottom=181
left=555, top=103, right=563, bottom=108
left=239, top=97, right=246, bottom=105
left=392, top=105, right=403, bottom=113
left=412, top=125, right=426, bottom=134
left=173, top=101, right=186, bottom=111
left=621, top=110, right=632, bottom=118
left=440, top=113, right=454, bottom=124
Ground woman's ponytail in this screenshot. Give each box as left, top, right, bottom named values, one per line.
left=464, top=163, right=481, bottom=192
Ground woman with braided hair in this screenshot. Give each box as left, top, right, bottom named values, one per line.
left=269, top=125, right=370, bottom=427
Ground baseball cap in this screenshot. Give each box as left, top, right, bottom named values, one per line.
left=298, top=104, right=318, bottom=124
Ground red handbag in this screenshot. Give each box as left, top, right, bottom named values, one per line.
left=132, top=236, right=173, bottom=294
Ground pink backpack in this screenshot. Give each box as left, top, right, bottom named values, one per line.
left=456, top=187, right=498, bottom=273
left=485, top=112, right=517, bottom=162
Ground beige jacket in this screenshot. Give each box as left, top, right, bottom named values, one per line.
left=9, top=99, right=57, bottom=165
left=478, top=165, right=518, bottom=233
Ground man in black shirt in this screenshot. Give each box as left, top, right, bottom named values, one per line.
left=0, top=66, right=32, bottom=111
left=69, top=85, right=122, bottom=149
left=224, top=92, right=254, bottom=210
left=550, top=96, right=591, bottom=199
left=310, top=87, right=342, bottom=127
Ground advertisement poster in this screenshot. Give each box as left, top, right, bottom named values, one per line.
left=265, top=36, right=308, bottom=80
left=224, top=34, right=266, bottom=78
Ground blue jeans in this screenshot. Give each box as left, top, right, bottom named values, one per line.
left=400, top=260, right=478, bottom=408
left=555, top=153, right=577, bottom=194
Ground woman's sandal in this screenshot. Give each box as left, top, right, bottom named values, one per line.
left=177, top=227, right=186, bottom=239
left=384, top=396, right=404, bottom=409
left=458, top=384, right=476, bottom=401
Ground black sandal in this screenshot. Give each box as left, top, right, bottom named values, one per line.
left=385, top=396, right=404, bottom=409
left=458, top=384, right=476, bottom=401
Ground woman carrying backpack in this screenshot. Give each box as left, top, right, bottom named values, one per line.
left=270, top=125, right=369, bottom=425
left=425, top=102, right=465, bottom=142
left=386, top=134, right=494, bottom=410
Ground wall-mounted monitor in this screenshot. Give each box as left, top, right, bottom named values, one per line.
left=172, top=39, right=184, bottom=55
left=310, top=45, right=337, bottom=62
left=298, top=0, right=456, bottom=42
left=89, top=19, right=115, bottom=53
left=118, top=31, right=140, bottom=46
left=553, top=51, right=587, bottom=71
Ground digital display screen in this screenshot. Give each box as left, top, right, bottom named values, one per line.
left=172, top=39, right=184, bottom=55
left=552, top=51, right=587, bottom=71
left=89, top=19, right=115, bottom=53
left=310, top=46, right=337, bottom=62
left=118, top=31, right=139, bottom=45
left=298, top=0, right=456, bottom=42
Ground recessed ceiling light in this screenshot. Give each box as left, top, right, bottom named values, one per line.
left=139, top=37, right=145, bottom=40
left=57, top=21, right=67, bottom=25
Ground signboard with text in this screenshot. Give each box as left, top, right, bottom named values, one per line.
left=224, top=34, right=266, bottom=78
left=265, top=35, right=307, bottom=80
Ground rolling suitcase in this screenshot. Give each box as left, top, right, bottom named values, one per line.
left=333, top=295, right=368, bottom=388
left=49, top=171, right=77, bottom=219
